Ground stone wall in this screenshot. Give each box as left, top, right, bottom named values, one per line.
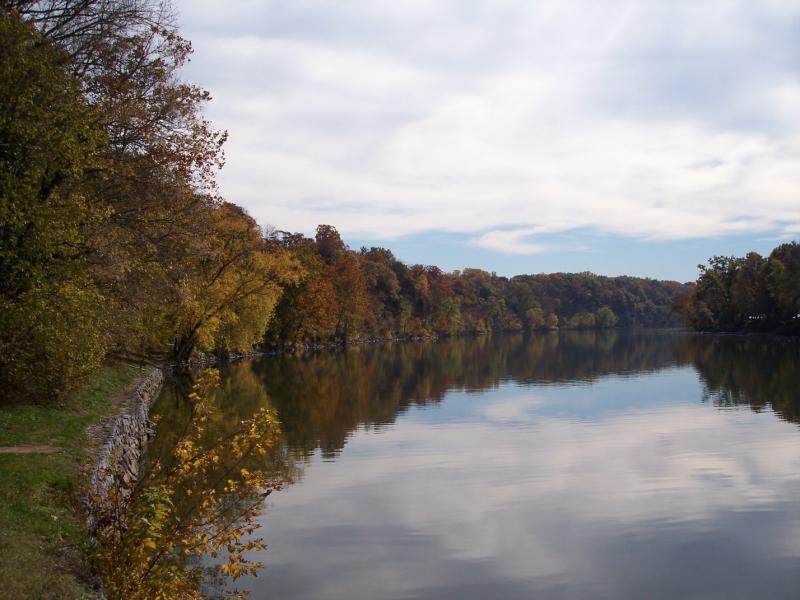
left=84, top=366, right=164, bottom=529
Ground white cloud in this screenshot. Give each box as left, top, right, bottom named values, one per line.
left=472, top=228, right=552, bottom=255
left=177, top=0, right=800, bottom=248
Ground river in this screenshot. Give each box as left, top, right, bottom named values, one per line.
left=150, top=330, right=800, bottom=599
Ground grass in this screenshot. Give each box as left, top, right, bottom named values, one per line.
left=0, top=362, right=145, bottom=600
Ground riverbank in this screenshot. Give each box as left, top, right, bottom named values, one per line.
left=0, top=362, right=145, bottom=600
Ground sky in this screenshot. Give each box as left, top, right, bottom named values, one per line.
left=174, top=0, right=800, bottom=282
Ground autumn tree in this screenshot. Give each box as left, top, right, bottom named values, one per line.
left=524, top=307, right=545, bottom=329
left=267, top=231, right=337, bottom=344
left=167, top=204, right=299, bottom=363
left=3, top=1, right=173, bottom=78
left=315, top=224, right=346, bottom=264
left=566, top=311, right=596, bottom=329
left=596, top=306, right=618, bottom=328
left=360, top=247, right=403, bottom=336
left=79, top=1, right=229, bottom=356
left=95, top=369, right=285, bottom=599
left=330, top=252, right=370, bottom=342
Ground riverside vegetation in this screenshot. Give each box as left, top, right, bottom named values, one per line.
left=93, top=369, right=284, bottom=600
left=1, top=1, right=799, bottom=598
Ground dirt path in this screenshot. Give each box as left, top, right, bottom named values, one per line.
left=0, top=445, right=61, bottom=454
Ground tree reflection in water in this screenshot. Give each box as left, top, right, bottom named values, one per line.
left=153, top=331, right=800, bottom=466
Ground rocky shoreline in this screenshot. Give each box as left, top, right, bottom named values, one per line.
left=84, top=366, right=164, bottom=528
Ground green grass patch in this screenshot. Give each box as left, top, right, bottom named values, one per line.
left=0, top=362, right=145, bottom=600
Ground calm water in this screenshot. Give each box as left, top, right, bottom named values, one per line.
left=152, top=331, right=800, bottom=599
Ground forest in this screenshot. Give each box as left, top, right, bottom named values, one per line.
left=0, top=1, right=689, bottom=405
left=265, top=226, right=685, bottom=346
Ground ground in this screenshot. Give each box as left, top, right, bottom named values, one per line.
left=0, top=362, right=144, bottom=600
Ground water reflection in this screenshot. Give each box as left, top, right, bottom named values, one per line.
left=685, top=335, right=800, bottom=421
left=151, top=331, right=800, bottom=599
left=239, top=331, right=800, bottom=455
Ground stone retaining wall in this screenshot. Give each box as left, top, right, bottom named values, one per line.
left=84, top=366, right=164, bottom=529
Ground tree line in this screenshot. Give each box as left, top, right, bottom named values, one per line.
left=675, top=242, right=800, bottom=333
left=266, top=225, right=686, bottom=347
left=1, top=1, right=685, bottom=404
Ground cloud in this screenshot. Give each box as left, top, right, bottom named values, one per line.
left=472, top=228, right=552, bottom=255
left=176, top=0, right=800, bottom=248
